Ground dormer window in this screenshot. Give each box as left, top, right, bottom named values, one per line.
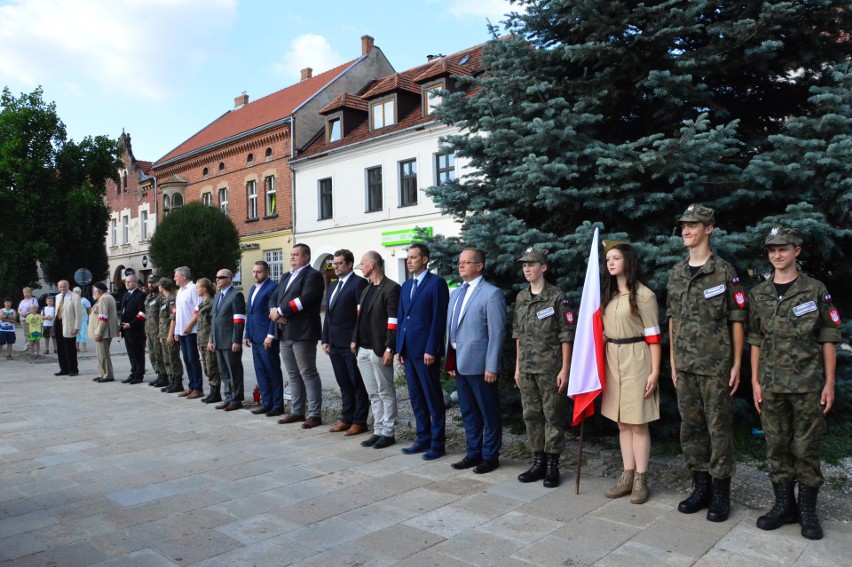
left=423, top=83, right=444, bottom=116
left=327, top=118, right=341, bottom=142
left=371, top=98, right=395, bottom=130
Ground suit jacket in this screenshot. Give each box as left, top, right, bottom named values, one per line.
left=212, top=286, right=246, bottom=349
left=396, top=271, right=449, bottom=358
left=269, top=265, right=323, bottom=342
left=354, top=276, right=401, bottom=357
left=322, top=273, right=368, bottom=348
left=446, top=279, right=506, bottom=375
left=119, top=288, right=147, bottom=338
left=55, top=291, right=83, bottom=336
left=244, top=278, right=277, bottom=343
left=88, top=293, right=117, bottom=339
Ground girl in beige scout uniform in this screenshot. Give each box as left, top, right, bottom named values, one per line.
left=600, top=242, right=661, bottom=504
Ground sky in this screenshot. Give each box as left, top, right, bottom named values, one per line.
left=0, top=0, right=516, bottom=163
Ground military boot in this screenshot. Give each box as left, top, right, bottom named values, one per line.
left=160, top=376, right=173, bottom=392
left=798, top=484, right=823, bottom=540
left=630, top=472, right=649, bottom=504
left=518, top=452, right=546, bottom=483
left=151, top=374, right=169, bottom=388
left=678, top=471, right=713, bottom=514
left=605, top=470, right=635, bottom=499
left=165, top=377, right=185, bottom=394
left=543, top=453, right=561, bottom=488
left=756, top=482, right=798, bottom=530
left=706, top=477, right=731, bottom=522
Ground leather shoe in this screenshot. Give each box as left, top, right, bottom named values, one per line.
left=302, top=416, right=322, bottom=429
left=361, top=434, right=381, bottom=447
left=128, top=377, right=142, bottom=384
left=186, top=390, right=204, bottom=399
left=215, top=403, right=229, bottom=410
left=204, top=393, right=223, bottom=404
left=422, top=449, right=446, bottom=461
left=344, top=424, right=367, bottom=436
left=401, top=443, right=428, bottom=455
left=252, top=406, right=272, bottom=415
left=373, top=435, right=396, bottom=449
left=178, top=390, right=191, bottom=397
left=328, top=421, right=351, bottom=433
left=121, top=376, right=133, bottom=383
left=278, top=414, right=305, bottom=424
left=266, top=407, right=284, bottom=417
left=92, top=377, right=101, bottom=382
left=69, top=372, right=79, bottom=377
left=451, top=456, right=482, bottom=470
left=474, top=459, right=500, bottom=474
left=224, top=402, right=242, bottom=412
left=97, top=377, right=115, bottom=383
left=54, top=372, right=69, bottom=376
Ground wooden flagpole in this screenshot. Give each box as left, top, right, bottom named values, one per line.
left=575, top=419, right=586, bottom=495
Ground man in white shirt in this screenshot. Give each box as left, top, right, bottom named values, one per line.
left=173, top=266, right=203, bottom=394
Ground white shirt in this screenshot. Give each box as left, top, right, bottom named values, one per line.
left=175, top=281, right=200, bottom=335
left=451, top=275, right=482, bottom=349
left=328, top=272, right=352, bottom=306
left=284, top=265, right=308, bottom=292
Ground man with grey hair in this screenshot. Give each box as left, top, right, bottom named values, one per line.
left=210, top=269, right=246, bottom=409
left=174, top=266, right=203, bottom=395
left=119, top=273, right=147, bottom=384
left=54, top=279, right=82, bottom=376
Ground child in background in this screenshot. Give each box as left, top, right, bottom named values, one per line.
left=1, top=298, right=17, bottom=359
left=26, top=304, right=44, bottom=357
left=42, top=297, right=56, bottom=354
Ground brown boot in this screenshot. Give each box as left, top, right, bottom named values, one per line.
left=630, top=472, right=649, bottom=504
left=605, top=470, right=635, bottom=499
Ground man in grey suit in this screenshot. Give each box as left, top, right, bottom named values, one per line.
left=446, top=248, right=507, bottom=474
left=209, top=269, right=247, bottom=411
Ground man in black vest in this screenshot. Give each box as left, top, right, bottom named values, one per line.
left=119, top=273, right=148, bottom=384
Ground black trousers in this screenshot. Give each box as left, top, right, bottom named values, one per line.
left=329, top=346, right=369, bottom=426
left=125, top=334, right=146, bottom=379
left=55, top=322, right=78, bottom=374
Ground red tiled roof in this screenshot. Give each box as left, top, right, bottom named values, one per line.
left=361, top=73, right=421, bottom=99
left=155, top=58, right=361, bottom=166
left=411, top=60, right=469, bottom=83
left=136, top=160, right=153, bottom=175
left=319, top=92, right=369, bottom=114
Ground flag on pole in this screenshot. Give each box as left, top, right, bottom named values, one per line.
left=567, top=227, right=606, bottom=426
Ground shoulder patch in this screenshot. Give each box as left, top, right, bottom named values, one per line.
left=825, top=294, right=832, bottom=303
left=731, top=277, right=741, bottom=286
left=565, top=311, right=575, bottom=325
left=734, top=290, right=746, bottom=308
left=829, top=308, right=841, bottom=326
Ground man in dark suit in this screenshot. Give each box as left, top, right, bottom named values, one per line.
left=269, top=243, right=325, bottom=428
left=210, top=269, right=246, bottom=411
left=119, top=274, right=148, bottom=384
left=354, top=251, right=401, bottom=449
left=397, top=243, right=450, bottom=460
left=446, top=248, right=507, bottom=474
left=244, top=261, right=285, bottom=417
left=322, top=249, right=369, bottom=436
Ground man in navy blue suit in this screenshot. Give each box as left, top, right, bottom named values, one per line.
left=322, top=249, right=369, bottom=436
left=396, top=243, right=450, bottom=460
left=244, top=261, right=284, bottom=417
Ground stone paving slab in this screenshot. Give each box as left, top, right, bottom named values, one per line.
left=2, top=348, right=850, bottom=566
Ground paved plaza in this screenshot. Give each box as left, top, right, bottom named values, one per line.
left=1, top=337, right=849, bottom=566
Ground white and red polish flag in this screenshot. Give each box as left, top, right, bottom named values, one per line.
left=567, top=227, right=606, bottom=426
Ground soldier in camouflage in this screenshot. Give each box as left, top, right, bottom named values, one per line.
left=667, top=204, right=746, bottom=523
left=512, top=247, right=575, bottom=488
left=749, top=227, right=841, bottom=540
left=195, top=277, right=222, bottom=404
left=157, top=278, right=185, bottom=394
left=145, top=278, right=168, bottom=388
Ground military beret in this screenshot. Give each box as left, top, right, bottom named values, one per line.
left=678, top=204, right=715, bottom=225
left=93, top=282, right=108, bottom=292
left=765, top=226, right=802, bottom=247
left=517, top=247, right=548, bottom=263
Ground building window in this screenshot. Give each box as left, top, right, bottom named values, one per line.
left=371, top=99, right=395, bottom=130
left=327, top=118, right=341, bottom=142
left=436, top=152, right=456, bottom=185
left=202, top=192, right=212, bottom=207
left=265, top=176, right=276, bottom=216
left=163, top=194, right=171, bottom=215
left=111, top=219, right=117, bottom=246
left=202, top=167, right=209, bottom=178
left=247, top=153, right=254, bottom=164
left=171, top=193, right=183, bottom=212
left=218, top=162, right=225, bottom=172
left=399, top=159, right=418, bottom=207
left=122, top=215, right=129, bottom=244
left=318, top=178, right=333, bottom=220
left=265, top=250, right=283, bottom=281
left=424, top=84, right=443, bottom=115
left=265, top=147, right=273, bottom=160
left=247, top=180, right=258, bottom=220
left=366, top=166, right=382, bottom=212
left=122, top=173, right=128, bottom=192
left=141, top=210, right=148, bottom=240
left=219, top=188, right=228, bottom=214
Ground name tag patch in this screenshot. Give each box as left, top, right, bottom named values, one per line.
left=536, top=307, right=555, bottom=320
left=704, top=284, right=725, bottom=299
left=792, top=301, right=817, bottom=317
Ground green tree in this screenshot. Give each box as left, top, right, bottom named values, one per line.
left=148, top=201, right=240, bottom=281
left=0, top=87, right=119, bottom=298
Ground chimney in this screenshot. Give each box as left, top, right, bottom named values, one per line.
left=300, top=67, right=313, bottom=81
left=361, top=35, right=374, bottom=56
left=234, top=92, right=249, bottom=109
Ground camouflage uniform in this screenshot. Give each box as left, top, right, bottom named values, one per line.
left=145, top=290, right=166, bottom=378
left=668, top=253, right=747, bottom=479
left=159, top=293, right=183, bottom=380
left=195, top=296, right=220, bottom=391
left=513, top=279, right=575, bottom=454
left=749, top=272, right=841, bottom=487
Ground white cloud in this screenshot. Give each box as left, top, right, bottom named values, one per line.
left=0, top=0, right=238, bottom=100
left=272, top=34, right=346, bottom=82
left=447, top=0, right=512, bottom=21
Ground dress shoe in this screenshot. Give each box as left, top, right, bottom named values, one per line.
left=121, top=376, right=133, bottom=383
left=373, top=435, right=396, bottom=449
left=224, top=402, right=242, bottom=412
left=422, top=449, right=446, bottom=461
left=204, top=393, right=223, bottom=404
left=401, top=443, right=429, bottom=455
left=128, top=377, right=143, bottom=384
left=252, top=406, right=272, bottom=415
left=215, top=403, right=230, bottom=410
left=451, top=456, right=482, bottom=470
left=178, top=390, right=191, bottom=397
left=186, top=390, right=204, bottom=399
left=361, top=434, right=382, bottom=447
left=266, top=407, right=284, bottom=417
left=278, top=414, right=305, bottom=424
left=92, top=377, right=101, bottom=382
left=328, top=421, right=351, bottom=433
left=474, top=459, right=500, bottom=474
left=97, top=377, right=115, bottom=383
left=54, top=372, right=69, bottom=376
left=302, top=416, right=323, bottom=429
left=344, top=424, right=367, bottom=436
left=69, top=371, right=79, bottom=377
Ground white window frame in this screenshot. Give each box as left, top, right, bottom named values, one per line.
left=247, top=180, right=258, bottom=220
left=219, top=188, right=229, bottom=214
left=265, top=250, right=283, bottom=281
left=122, top=215, right=129, bottom=244
left=141, top=210, right=148, bottom=240
left=371, top=99, right=395, bottom=130
left=265, top=176, right=276, bottom=216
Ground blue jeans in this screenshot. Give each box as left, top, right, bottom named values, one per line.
left=179, top=333, right=203, bottom=391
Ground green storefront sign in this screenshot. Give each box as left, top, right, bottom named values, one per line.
left=381, top=227, right=433, bottom=247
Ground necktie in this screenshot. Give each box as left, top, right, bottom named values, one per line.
left=329, top=278, right=344, bottom=310
left=450, top=283, right=469, bottom=345
left=410, top=277, right=418, bottom=301
left=57, top=294, right=64, bottom=319
left=216, top=291, right=224, bottom=311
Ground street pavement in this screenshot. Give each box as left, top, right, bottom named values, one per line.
left=1, top=334, right=849, bottom=566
